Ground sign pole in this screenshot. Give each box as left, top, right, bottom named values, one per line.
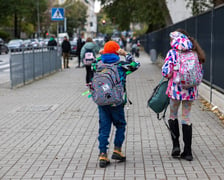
left=57, top=22, right=59, bottom=45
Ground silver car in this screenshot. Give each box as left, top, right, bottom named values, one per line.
left=8, top=39, right=25, bottom=52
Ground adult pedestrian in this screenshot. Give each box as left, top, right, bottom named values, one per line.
left=104, top=34, right=110, bottom=43
left=47, top=36, right=57, bottom=50
left=61, top=36, right=71, bottom=69
left=92, top=41, right=140, bottom=168
left=76, top=35, right=85, bottom=68
left=161, top=29, right=206, bottom=161
left=80, top=37, right=99, bottom=85
left=121, top=35, right=127, bottom=50
left=130, top=36, right=140, bottom=57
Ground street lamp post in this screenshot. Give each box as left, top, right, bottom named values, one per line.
left=64, top=0, right=75, bottom=33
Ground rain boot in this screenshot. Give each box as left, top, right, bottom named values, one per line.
left=168, top=119, right=180, bottom=157
left=181, top=124, right=193, bottom=161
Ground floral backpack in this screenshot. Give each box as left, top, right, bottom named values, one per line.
left=173, top=50, right=203, bottom=88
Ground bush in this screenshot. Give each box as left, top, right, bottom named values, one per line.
left=0, top=30, right=10, bottom=42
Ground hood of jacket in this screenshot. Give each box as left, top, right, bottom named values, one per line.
left=83, top=42, right=96, bottom=50
left=170, top=31, right=193, bottom=51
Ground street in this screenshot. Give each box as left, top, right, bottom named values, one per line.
left=0, top=54, right=10, bottom=84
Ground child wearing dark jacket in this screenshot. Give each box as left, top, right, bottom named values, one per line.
left=92, top=41, right=140, bottom=168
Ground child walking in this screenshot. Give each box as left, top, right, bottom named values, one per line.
left=92, top=41, right=140, bottom=167
left=162, top=29, right=205, bottom=161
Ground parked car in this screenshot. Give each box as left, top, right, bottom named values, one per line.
left=23, top=39, right=33, bottom=50
left=70, top=41, right=77, bottom=57
left=0, top=38, right=9, bottom=54
left=0, top=44, right=9, bottom=54
left=44, top=38, right=50, bottom=47
left=38, top=38, right=46, bottom=48
left=0, top=38, right=3, bottom=45
left=93, top=37, right=104, bottom=48
left=30, top=39, right=40, bottom=49
left=8, top=39, right=25, bottom=52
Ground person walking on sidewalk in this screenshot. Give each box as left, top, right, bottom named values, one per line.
left=161, top=29, right=205, bottom=161
left=76, top=35, right=85, bottom=68
left=80, top=37, right=99, bottom=85
left=61, top=36, right=71, bottom=68
left=47, top=36, right=57, bottom=50
left=92, top=41, right=140, bottom=168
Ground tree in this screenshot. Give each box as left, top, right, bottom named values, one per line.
left=0, top=0, right=47, bottom=38
left=97, top=10, right=114, bottom=35
left=99, top=0, right=172, bottom=33
left=99, top=0, right=224, bottom=34
left=61, top=1, right=87, bottom=37
left=185, top=0, right=224, bottom=15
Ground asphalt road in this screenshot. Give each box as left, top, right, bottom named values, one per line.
left=0, top=54, right=10, bottom=85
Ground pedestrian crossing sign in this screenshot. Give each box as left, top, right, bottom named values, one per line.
left=51, top=8, right=64, bottom=21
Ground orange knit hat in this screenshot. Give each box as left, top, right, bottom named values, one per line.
left=103, top=41, right=120, bottom=55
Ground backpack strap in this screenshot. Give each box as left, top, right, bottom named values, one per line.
left=156, top=77, right=176, bottom=139
left=157, top=104, right=176, bottom=139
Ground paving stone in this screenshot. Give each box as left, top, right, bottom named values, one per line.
left=0, top=51, right=224, bottom=179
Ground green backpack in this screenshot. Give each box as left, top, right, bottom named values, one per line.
left=147, top=77, right=178, bottom=138
left=147, top=78, right=169, bottom=119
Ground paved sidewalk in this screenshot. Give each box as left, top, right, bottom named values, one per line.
left=0, top=51, right=224, bottom=180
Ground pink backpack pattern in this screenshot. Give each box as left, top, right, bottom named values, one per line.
left=83, top=49, right=96, bottom=66
left=173, top=51, right=203, bottom=88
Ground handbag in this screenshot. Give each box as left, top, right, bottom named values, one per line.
left=147, top=77, right=169, bottom=119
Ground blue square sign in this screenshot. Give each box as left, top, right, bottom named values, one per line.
left=51, top=8, right=64, bottom=21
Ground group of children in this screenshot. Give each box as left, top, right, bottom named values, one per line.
left=80, top=28, right=205, bottom=168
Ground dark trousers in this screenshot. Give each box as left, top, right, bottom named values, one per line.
left=63, top=52, right=69, bottom=68
left=77, top=54, right=81, bottom=67
left=85, top=65, right=93, bottom=84
left=98, top=104, right=126, bottom=153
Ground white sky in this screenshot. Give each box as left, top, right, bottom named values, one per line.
left=94, top=0, right=101, bottom=13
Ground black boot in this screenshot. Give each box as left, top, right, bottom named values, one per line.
left=181, top=124, right=193, bottom=161
left=168, top=119, right=180, bottom=157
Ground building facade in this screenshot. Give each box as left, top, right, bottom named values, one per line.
left=166, top=0, right=192, bottom=24
left=81, top=0, right=97, bottom=38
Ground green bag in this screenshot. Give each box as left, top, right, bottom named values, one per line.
left=147, top=78, right=169, bottom=119
left=147, top=78, right=177, bottom=138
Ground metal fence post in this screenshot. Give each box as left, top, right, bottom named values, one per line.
left=42, top=47, right=44, bottom=77
left=9, top=51, right=13, bottom=89
left=22, top=48, right=25, bottom=85
left=210, top=9, right=214, bottom=104
left=32, top=47, right=35, bottom=80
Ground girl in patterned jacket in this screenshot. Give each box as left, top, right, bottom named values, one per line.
left=162, top=29, right=205, bottom=161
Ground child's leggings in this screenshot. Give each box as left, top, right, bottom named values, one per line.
left=169, top=99, right=193, bottom=125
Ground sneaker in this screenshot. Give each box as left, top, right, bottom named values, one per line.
left=111, top=150, right=126, bottom=162
left=99, top=153, right=110, bottom=168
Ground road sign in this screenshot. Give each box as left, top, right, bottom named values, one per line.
left=51, top=8, right=64, bottom=21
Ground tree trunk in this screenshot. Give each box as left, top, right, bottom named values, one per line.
left=14, top=12, right=18, bottom=38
